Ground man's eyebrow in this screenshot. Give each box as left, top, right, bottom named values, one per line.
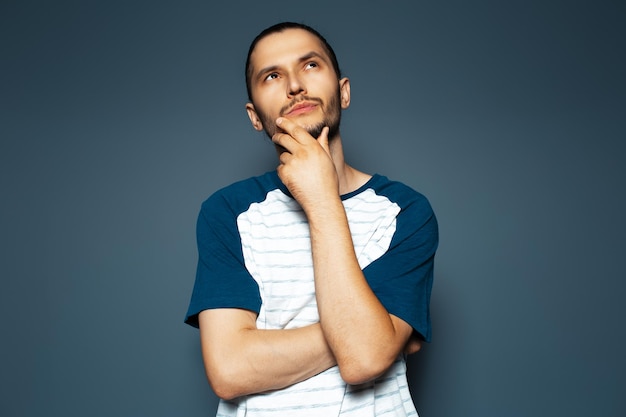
left=254, top=51, right=328, bottom=80
left=299, top=51, right=327, bottom=64
left=255, top=64, right=280, bottom=80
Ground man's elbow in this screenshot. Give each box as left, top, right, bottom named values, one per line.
left=205, top=365, right=246, bottom=401
left=337, top=354, right=396, bottom=385
left=210, top=381, right=240, bottom=401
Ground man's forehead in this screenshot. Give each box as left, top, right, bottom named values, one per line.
left=249, top=28, right=330, bottom=71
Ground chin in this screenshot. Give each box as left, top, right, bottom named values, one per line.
left=305, top=124, right=326, bottom=139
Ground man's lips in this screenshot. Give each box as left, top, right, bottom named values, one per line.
left=284, top=102, right=318, bottom=116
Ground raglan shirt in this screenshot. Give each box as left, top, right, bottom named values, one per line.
left=185, top=171, right=438, bottom=417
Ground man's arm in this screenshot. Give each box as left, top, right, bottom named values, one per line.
left=308, top=199, right=415, bottom=384
left=198, top=308, right=336, bottom=400
left=272, top=119, right=416, bottom=384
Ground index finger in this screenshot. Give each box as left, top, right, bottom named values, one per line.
left=275, top=117, right=316, bottom=144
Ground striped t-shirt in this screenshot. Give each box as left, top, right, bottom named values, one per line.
left=186, top=171, right=438, bottom=416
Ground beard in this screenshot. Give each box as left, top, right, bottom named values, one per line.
left=255, top=89, right=342, bottom=141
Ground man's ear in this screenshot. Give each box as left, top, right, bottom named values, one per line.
left=339, top=77, right=351, bottom=109
left=245, top=103, right=264, bottom=131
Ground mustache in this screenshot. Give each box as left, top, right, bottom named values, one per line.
left=280, top=96, right=324, bottom=116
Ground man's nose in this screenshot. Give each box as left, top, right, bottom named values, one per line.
left=287, top=74, right=305, bottom=97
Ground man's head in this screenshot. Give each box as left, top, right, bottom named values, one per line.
left=245, top=22, right=342, bottom=101
left=244, top=22, right=350, bottom=140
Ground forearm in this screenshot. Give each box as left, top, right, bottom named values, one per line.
left=199, top=310, right=335, bottom=400
left=269, top=116, right=413, bottom=383
left=307, top=198, right=411, bottom=384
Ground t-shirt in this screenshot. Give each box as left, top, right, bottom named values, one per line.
left=185, top=171, right=438, bottom=416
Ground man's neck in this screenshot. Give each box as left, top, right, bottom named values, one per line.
left=329, top=135, right=372, bottom=196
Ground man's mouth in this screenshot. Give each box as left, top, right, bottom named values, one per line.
left=285, top=102, right=318, bottom=116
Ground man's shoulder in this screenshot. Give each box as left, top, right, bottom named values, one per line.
left=200, top=171, right=284, bottom=215
left=366, top=174, right=432, bottom=210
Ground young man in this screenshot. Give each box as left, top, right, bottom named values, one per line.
left=185, top=22, right=438, bottom=416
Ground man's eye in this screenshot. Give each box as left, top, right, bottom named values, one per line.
left=265, top=73, right=279, bottom=81
left=305, top=62, right=318, bottom=70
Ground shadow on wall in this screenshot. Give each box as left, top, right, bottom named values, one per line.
left=406, top=268, right=464, bottom=412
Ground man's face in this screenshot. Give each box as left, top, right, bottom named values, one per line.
left=246, top=28, right=350, bottom=139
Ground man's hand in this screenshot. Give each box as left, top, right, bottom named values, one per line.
left=271, top=117, right=339, bottom=212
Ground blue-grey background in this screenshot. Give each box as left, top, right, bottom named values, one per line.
left=2, top=1, right=624, bottom=416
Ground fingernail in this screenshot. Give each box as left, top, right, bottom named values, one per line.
left=276, top=117, right=283, bottom=125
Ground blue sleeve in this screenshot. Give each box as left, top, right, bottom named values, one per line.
left=184, top=192, right=262, bottom=328
left=363, top=192, right=438, bottom=342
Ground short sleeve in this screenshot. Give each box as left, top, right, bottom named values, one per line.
left=363, top=192, right=438, bottom=342
left=184, top=192, right=262, bottom=328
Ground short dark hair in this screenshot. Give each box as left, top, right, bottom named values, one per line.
left=245, top=22, right=342, bottom=101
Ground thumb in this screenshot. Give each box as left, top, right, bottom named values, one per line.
left=317, top=126, right=331, bottom=155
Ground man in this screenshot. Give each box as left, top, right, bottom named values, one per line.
left=185, top=22, right=438, bottom=416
